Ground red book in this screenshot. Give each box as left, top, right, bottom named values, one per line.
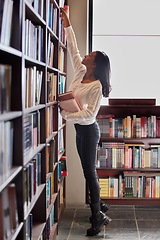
left=58, top=91, right=82, bottom=113
left=8, top=184, right=19, bottom=229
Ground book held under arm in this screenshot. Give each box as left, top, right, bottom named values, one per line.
left=58, top=91, right=82, bottom=113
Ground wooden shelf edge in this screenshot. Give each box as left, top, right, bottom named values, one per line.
left=46, top=193, right=58, bottom=220
left=47, top=65, right=59, bottom=73
left=24, top=143, right=46, bottom=166
left=32, top=222, right=46, bottom=240
left=46, top=163, right=58, bottom=181
left=0, top=43, right=22, bottom=57
left=46, top=101, right=58, bottom=107
left=25, top=0, right=46, bottom=25
left=58, top=176, right=65, bottom=192
left=23, top=104, right=45, bottom=114
left=24, top=55, right=46, bottom=66
left=100, top=197, right=160, bottom=206
left=58, top=150, right=66, bottom=161
left=24, top=184, right=45, bottom=220
left=8, top=222, right=23, bottom=240
left=96, top=168, right=160, bottom=172
left=46, top=132, right=58, bottom=144
left=0, top=166, right=22, bottom=192
left=49, top=223, right=58, bottom=240
left=0, top=111, right=22, bottom=121
left=58, top=123, right=66, bottom=131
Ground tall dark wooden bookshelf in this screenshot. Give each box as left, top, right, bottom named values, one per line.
left=0, top=0, right=67, bottom=239
left=86, top=99, right=160, bottom=206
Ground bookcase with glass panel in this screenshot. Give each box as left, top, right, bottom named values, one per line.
left=86, top=99, right=160, bottom=206
left=0, top=0, right=68, bottom=239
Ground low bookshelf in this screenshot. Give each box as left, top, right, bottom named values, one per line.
left=87, top=99, right=160, bottom=206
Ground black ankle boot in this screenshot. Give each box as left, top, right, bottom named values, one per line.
left=89, top=212, right=112, bottom=226
left=87, top=211, right=111, bottom=236
left=89, top=200, right=110, bottom=225
left=100, top=200, right=110, bottom=213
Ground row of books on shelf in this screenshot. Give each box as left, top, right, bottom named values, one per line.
left=27, top=0, right=44, bottom=18
left=0, top=120, right=13, bottom=177
left=58, top=156, right=67, bottom=181
left=46, top=205, right=55, bottom=240
left=46, top=156, right=67, bottom=209
left=24, top=152, right=42, bottom=215
left=25, top=213, right=33, bottom=240
left=25, top=213, right=45, bottom=240
left=47, top=2, right=57, bottom=34
left=25, top=19, right=44, bottom=61
left=99, top=172, right=160, bottom=199
left=97, top=142, right=160, bottom=169
left=25, top=67, right=43, bottom=108
left=46, top=140, right=56, bottom=174
left=58, top=129, right=64, bottom=157
left=24, top=111, right=40, bottom=156
left=47, top=33, right=55, bottom=67
left=97, top=115, right=160, bottom=138
left=58, top=75, right=66, bottom=95
left=47, top=72, right=57, bottom=102
left=58, top=108, right=63, bottom=129
left=0, top=183, right=19, bottom=240
left=59, top=47, right=65, bottom=72
left=59, top=20, right=66, bottom=44
left=0, top=64, right=11, bottom=113
left=58, top=182, right=64, bottom=210
left=0, top=0, right=13, bottom=46
left=46, top=172, right=54, bottom=209
left=46, top=106, right=55, bottom=138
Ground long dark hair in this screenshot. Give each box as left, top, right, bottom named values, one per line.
left=94, top=51, right=111, bottom=97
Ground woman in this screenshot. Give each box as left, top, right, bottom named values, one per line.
left=60, top=8, right=112, bottom=236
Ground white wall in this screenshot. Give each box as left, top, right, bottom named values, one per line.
left=66, top=0, right=89, bottom=206
left=93, top=0, right=160, bottom=105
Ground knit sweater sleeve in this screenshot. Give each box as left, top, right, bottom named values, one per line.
left=65, top=26, right=86, bottom=77
left=61, top=84, right=102, bottom=125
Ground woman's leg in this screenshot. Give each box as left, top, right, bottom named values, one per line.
left=74, top=123, right=111, bottom=236
left=75, top=122, right=100, bottom=204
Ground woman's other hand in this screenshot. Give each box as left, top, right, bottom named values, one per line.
left=60, top=7, right=70, bottom=28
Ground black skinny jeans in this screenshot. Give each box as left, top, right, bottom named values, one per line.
left=74, top=122, right=100, bottom=204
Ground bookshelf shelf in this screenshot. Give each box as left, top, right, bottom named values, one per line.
left=24, top=184, right=46, bottom=220
left=0, top=111, right=22, bottom=121
left=0, top=166, right=23, bottom=192
left=23, top=104, right=46, bottom=114
left=47, top=193, right=58, bottom=220
left=49, top=223, right=58, bottom=240
left=0, top=1, right=67, bottom=239
left=86, top=100, right=160, bottom=206
left=24, top=143, right=46, bottom=166
left=24, top=55, right=46, bottom=66
left=25, top=1, right=46, bottom=25
left=8, top=222, right=24, bottom=240
left=32, top=223, right=46, bottom=240
left=47, top=26, right=59, bottom=40
left=0, top=44, right=22, bottom=57
left=46, top=131, right=58, bottom=144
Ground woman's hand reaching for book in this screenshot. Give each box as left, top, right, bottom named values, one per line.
left=60, top=7, right=70, bottom=28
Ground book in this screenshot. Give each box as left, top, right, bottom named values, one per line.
left=8, top=183, right=19, bottom=229
left=58, top=91, right=82, bottom=113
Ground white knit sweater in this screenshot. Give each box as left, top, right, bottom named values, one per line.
left=61, top=26, right=102, bottom=125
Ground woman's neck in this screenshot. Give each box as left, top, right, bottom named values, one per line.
left=82, top=69, right=96, bottom=83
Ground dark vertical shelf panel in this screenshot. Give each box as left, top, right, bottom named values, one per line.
left=11, top=0, right=22, bottom=51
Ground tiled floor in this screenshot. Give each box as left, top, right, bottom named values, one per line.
left=57, top=205, right=160, bottom=240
